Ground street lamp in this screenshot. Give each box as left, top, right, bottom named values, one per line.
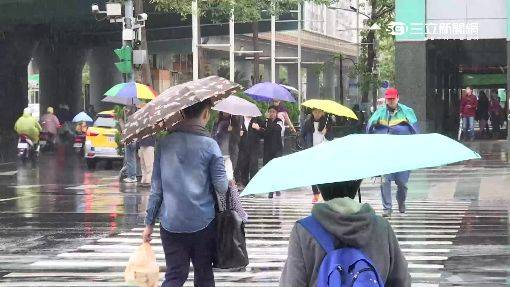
left=338, top=55, right=356, bottom=104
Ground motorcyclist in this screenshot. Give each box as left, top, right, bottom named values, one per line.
left=14, top=108, right=42, bottom=146
left=40, top=106, right=60, bottom=145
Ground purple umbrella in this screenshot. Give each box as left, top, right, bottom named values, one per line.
left=245, top=82, right=296, bottom=103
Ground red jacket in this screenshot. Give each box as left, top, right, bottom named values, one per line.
left=460, top=94, right=478, bottom=117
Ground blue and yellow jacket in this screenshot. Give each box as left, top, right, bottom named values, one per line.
left=366, top=103, right=419, bottom=135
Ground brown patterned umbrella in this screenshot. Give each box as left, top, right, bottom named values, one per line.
left=123, top=76, right=241, bottom=143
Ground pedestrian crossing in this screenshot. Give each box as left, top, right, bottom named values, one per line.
left=0, top=190, right=473, bottom=287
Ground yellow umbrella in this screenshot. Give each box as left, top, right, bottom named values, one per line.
left=302, top=99, right=358, bottom=120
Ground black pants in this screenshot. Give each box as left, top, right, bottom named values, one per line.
left=235, top=146, right=260, bottom=186
left=264, top=150, right=282, bottom=197
left=160, top=223, right=216, bottom=287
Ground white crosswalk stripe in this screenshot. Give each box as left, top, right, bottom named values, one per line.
left=0, top=185, right=470, bottom=287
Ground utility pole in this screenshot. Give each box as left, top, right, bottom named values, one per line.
left=271, top=0, right=276, bottom=83
left=229, top=1, right=235, bottom=82
left=356, top=0, right=360, bottom=104
left=297, top=2, right=302, bottom=105
left=192, top=0, right=199, bottom=81
left=124, top=0, right=135, bottom=82
left=339, top=55, right=343, bottom=104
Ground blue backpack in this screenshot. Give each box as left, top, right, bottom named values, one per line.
left=298, top=216, right=384, bottom=287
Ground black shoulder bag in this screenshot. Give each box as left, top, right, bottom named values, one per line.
left=212, top=187, right=249, bottom=269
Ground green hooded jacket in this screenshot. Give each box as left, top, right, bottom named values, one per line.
left=14, top=112, right=42, bottom=142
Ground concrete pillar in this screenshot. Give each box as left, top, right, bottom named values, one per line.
left=306, top=67, right=320, bottom=99
left=36, top=41, right=88, bottom=116
left=396, top=41, right=429, bottom=131
left=88, top=46, right=123, bottom=111
left=0, top=31, right=37, bottom=161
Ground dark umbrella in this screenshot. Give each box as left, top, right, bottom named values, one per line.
left=123, top=76, right=240, bottom=143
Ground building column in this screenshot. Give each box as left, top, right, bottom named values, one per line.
left=306, top=66, right=320, bottom=99
left=396, top=41, right=429, bottom=131
left=36, top=41, right=88, bottom=115
left=88, top=46, right=123, bottom=111
left=0, top=31, right=37, bottom=161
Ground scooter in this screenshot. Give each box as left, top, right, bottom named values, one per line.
left=73, top=133, right=86, bottom=156
left=39, top=132, right=55, bottom=152
left=17, top=135, right=38, bottom=162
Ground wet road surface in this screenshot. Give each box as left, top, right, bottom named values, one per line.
left=0, top=141, right=509, bottom=286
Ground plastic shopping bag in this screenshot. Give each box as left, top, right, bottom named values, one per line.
left=124, top=243, right=160, bottom=287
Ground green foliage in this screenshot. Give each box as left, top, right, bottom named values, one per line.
left=151, top=0, right=333, bottom=22
left=114, top=130, right=124, bottom=155
left=330, top=0, right=395, bottom=104
left=216, top=64, right=251, bottom=88
left=377, top=33, right=395, bottom=85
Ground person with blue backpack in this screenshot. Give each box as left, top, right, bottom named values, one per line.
left=279, top=179, right=411, bottom=287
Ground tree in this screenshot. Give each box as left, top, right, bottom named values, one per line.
left=151, top=0, right=332, bottom=85
left=354, top=0, right=395, bottom=107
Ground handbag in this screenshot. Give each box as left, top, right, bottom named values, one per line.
left=213, top=187, right=249, bottom=269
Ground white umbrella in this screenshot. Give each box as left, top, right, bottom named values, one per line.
left=212, top=95, right=262, bottom=117
left=280, top=84, right=300, bottom=96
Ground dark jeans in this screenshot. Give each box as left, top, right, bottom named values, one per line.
left=160, top=223, right=216, bottom=287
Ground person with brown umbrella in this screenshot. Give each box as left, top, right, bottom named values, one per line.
left=142, top=99, right=228, bottom=287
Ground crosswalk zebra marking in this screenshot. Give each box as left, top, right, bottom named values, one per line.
left=2, top=198, right=470, bottom=286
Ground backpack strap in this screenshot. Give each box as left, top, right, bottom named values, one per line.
left=298, top=216, right=336, bottom=253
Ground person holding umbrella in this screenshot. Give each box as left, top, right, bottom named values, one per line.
left=302, top=108, right=332, bottom=203
left=366, top=88, right=419, bottom=217
left=143, top=99, right=228, bottom=287
left=212, top=95, right=264, bottom=189
left=252, top=105, right=284, bottom=198
left=236, top=115, right=264, bottom=189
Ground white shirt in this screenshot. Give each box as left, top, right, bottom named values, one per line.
left=244, top=117, right=251, bottom=130
left=313, top=121, right=325, bottom=146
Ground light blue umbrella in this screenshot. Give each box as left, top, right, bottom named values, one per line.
left=240, top=133, right=481, bottom=196
left=72, top=112, right=94, bottom=123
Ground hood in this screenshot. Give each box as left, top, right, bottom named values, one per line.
left=311, top=199, right=377, bottom=247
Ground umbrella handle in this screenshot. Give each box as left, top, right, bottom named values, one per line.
left=358, top=187, right=361, bottom=203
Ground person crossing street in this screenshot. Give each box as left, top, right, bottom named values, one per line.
left=366, top=88, right=419, bottom=217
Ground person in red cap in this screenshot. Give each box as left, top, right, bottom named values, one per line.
left=366, top=87, right=419, bottom=217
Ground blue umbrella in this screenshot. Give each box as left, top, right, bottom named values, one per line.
left=72, top=112, right=94, bottom=123
left=240, top=133, right=481, bottom=196
left=245, top=82, right=296, bottom=103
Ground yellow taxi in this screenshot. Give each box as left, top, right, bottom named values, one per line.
left=84, top=111, right=122, bottom=169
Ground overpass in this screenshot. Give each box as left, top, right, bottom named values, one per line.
left=0, top=0, right=358, bottom=161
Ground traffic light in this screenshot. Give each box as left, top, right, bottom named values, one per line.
left=114, top=45, right=132, bottom=74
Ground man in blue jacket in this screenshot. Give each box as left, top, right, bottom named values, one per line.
left=142, top=99, right=228, bottom=287
left=366, top=88, right=419, bottom=217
